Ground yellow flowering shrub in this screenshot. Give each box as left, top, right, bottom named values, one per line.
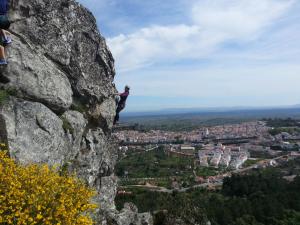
left=0, top=150, right=98, bottom=225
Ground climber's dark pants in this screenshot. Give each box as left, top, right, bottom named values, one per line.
left=0, top=15, right=10, bottom=30
left=114, top=103, right=125, bottom=124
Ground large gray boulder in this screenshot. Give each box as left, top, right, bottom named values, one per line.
left=106, top=203, right=153, bottom=225
left=1, top=99, right=68, bottom=165
left=3, top=37, right=73, bottom=112
left=10, top=0, right=116, bottom=108
left=0, top=0, right=152, bottom=224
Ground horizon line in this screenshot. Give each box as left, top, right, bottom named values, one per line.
left=123, top=104, right=300, bottom=115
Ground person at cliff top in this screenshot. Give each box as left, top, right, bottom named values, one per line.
left=114, top=85, right=130, bottom=125
left=0, top=0, right=12, bottom=65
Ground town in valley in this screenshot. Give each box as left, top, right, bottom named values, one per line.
left=113, top=118, right=300, bottom=193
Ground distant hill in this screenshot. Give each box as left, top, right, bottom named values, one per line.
left=121, top=107, right=300, bottom=131
left=123, top=106, right=300, bottom=118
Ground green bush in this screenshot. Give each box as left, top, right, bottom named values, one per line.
left=61, top=116, right=74, bottom=135
left=0, top=88, right=18, bottom=106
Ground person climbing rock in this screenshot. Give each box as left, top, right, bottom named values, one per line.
left=0, top=0, right=11, bottom=65
left=114, top=85, right=130, bottom=125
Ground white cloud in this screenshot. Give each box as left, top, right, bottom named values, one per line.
left=192, top=0, right=294, bottom=39
left=108, top=25, right=220, bottom=71
left=107, top=0, right=295, bottom=72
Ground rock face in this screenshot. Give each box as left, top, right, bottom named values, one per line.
left=0, top=0, right=152, bottom=224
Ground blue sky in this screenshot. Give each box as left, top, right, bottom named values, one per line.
left=78, top=0, right=300, bottom=112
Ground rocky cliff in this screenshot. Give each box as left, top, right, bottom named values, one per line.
left=0, top=0, right=152, bottom=224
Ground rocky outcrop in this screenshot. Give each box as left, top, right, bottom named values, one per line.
left=106, top=203, right=154, bottom=225
left=0, top=0, right=152, bottom=224
left=1, top=99, right=69, bottom=165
